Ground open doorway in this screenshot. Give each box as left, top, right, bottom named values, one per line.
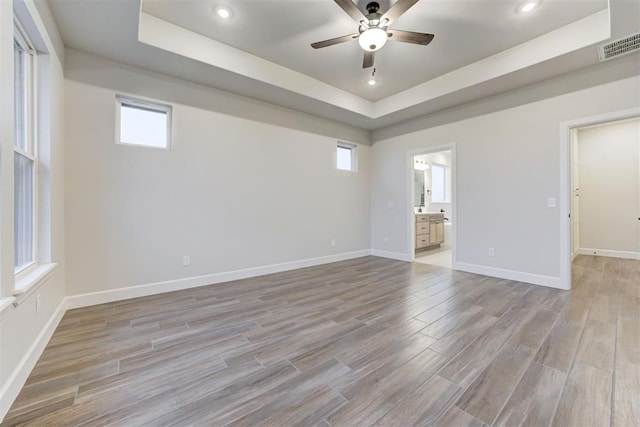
left=570, top=118, right=640, bottom=260
left=410, top=147, right=455, bottom=268
left=560, top=108, right=640, bottom=289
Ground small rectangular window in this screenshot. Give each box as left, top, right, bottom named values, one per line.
left=337, top=143, right=357, bottom=171
left=116, top=95, right=171, bottom=149
left=431, top=163, right=448, bottom=203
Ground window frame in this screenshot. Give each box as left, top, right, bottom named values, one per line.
left=430, top=162, right=449, bottom=203
left=336, top=142, right=357, bottom=172
left=14, top=21, right=39, bottom=278
left=115, top=94, right=173, bottom=150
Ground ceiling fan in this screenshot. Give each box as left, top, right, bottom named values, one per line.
left=311, top=0, right=434, bottom=69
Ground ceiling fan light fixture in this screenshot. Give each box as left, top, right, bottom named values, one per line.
left=358, top=28, right=388, bottom=52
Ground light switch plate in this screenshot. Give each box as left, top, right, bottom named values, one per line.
left=547, top=198, right=556, bottom=208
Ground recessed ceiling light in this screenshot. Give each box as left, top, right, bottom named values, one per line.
left=367, top=79, right=376, bottom=86
left=216, top=6, right=232, bottom=19
left=519, top=1, right=538, bottom=13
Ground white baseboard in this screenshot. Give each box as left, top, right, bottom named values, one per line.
left=65, top=250, right=371, bottom=310
left=370, top=249, right=412, bottom=262
left=576, top=248, right=640, bottom=260
left=0, top=299, right=67, bottom=422
left=454, top=262, right=565, bottom=290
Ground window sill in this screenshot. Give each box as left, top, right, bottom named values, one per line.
left=13, top=263, right=58, bottom=306
left=0, top=296, right=17, bottom=320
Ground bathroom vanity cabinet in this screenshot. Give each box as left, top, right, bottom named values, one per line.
left=415, top=213, right=445, bottom=250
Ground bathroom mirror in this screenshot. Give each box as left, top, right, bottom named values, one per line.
left=414, top=170, right=425, bottom=207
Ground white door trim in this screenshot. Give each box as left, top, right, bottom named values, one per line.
left=406, top=143, right=457, bottom=267
left=559, top=107, right=640, bottom=290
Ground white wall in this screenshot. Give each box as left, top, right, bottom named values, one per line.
left=371, top=75, right=640, bottom=286
left=64, top=52, right=371, bottom=297
left=577, top=119, right=640, bottom=256
left=0, top=0, right=66, bottom=420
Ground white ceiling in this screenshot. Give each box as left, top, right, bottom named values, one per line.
left=48, top=0, right=639, bottom=131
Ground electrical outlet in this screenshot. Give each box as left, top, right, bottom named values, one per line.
left=547, top=197, right=556, bottom=208
left=387, top=201, right=395, bottom=209
left=331, top=239, right=336, bottom=247
left=383, top=236, right=389, bottom=243
left=35, top=294, right=41, bottom=313
left=183, top=255, right=191, bottom=266
left=488, top=248, right=495, bottom=257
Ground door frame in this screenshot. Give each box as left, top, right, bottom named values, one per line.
left=570, top=128, right=579, bottom=260
left=559, top=107, right=640, bottom=290
left=406, top=143, right=457, bottom=266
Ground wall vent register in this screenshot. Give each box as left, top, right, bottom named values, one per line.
left=598, top=32, right=640, bottom=62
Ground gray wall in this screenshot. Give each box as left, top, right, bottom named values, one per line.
left=64, top=52, right=372, bottom=296
left=370, top=75, right=640, bottom=285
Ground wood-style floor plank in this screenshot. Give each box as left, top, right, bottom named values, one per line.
left=454, top=342, right=534, bottom=424
left=614, top=361, right=640, bottom=427
left=552, top=363, right=613, bottom=427
left=376, top=375, right=462, bottom=426
left=327, top=348, right=446, bottom=425
left=1, top=255, right=637, bottom=426
left=573, top=319, right=616, bottom=373
left=493, top=361, right=566, bottom=427
left=534, top=319, right=584, bottom=373
left=433, top=405, right=488, bottom=427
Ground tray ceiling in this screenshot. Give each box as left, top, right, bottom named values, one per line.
left=48, top=0, right=639, bottom=130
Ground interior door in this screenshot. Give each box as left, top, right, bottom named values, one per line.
left=571, top=129, right=580, bottom=259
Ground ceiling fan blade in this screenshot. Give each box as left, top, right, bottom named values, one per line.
left=333, top=0, right=366, bottom=23
left=311, top=33, right=359, bottom=49
left=380, top=0, right=420, bottom=25
left=363, top=51, right=375, bottom=68
left=387, top=30, right=434, bottom=45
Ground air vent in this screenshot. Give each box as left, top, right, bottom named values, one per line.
left=598, top=32, right=640, bottom=62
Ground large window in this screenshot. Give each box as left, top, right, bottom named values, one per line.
left=14, top=26, right=36, bottom=273
left=116, top=95, right=172, bottom=149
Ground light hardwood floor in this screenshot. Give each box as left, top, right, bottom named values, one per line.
left=2, top=255, right=639, bottom=426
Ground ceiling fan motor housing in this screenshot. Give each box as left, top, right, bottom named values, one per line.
left=364, top=2, right=383, bottom=27
left=366, top=2, right=381, bottom=14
